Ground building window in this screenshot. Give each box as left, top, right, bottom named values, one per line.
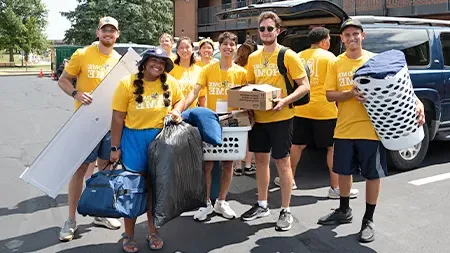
left=236, top=0, right=247, bottom=8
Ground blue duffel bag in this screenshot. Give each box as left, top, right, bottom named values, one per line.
left=77, top=161, right=148, bottom=219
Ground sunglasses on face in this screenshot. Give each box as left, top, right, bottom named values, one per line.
left=259, top=26, right=276, bottom=32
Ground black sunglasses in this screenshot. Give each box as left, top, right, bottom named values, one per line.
left=259, top=26, right=276, bottom=32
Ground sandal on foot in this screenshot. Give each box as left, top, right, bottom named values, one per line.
left=122, top=233, right=139, bottom=253
left=146, top=233, right=164, bottom=251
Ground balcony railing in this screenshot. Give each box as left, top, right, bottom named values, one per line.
left=198, top=0, right=450, bottom=33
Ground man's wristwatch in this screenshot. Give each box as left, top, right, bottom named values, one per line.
left=71, top=89, right=78, bottom=98
left=111, top=146, right=121, bottom=152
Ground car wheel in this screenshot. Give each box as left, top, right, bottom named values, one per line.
left=387, top=123, right=429, bottom=171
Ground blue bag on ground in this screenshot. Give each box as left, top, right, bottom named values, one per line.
left=77, top=162, right=147, bottom=219
left=181, top=107, right=222, bottom=145
left=148, top=119, right=206, bottom=227
left=354, top=50, right=406, bottom=79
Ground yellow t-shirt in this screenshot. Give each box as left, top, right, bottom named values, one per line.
left=112, top=74, right=184, bottom=129
left=169, top=64, right=206, bottom=108
left=64, top=45, right=121, bottom=110
left=195, top=58, right=218, bottom=68
left=198, top=61, right=247, bottom=112
left=295, top=48, right=338, bottom=120
left=325, top=50, right=378, bottom=140
left=247, top=46, right=307, bottom=123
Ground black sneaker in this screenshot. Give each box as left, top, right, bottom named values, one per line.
left=317, top=208, right=353, bottom=225
left=241, top=203, right=270, bottom=221
left=244, top=164, right=256, bottom=175
left=233, top=162, right=243, bottom=176
left=234, top=167, right=243, bottom=176
left=275, top=209, right=293, bottom=231
left=359, top=218, right=375, bottom=243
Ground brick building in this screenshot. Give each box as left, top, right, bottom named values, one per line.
left=173, top=0, right=450, bottom=43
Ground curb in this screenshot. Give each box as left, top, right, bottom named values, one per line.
left=0, top=72, right=52, bottom=77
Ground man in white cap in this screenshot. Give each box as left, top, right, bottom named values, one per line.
left=57, top=16, right=122, bottom=242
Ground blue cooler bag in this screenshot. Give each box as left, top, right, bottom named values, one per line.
left=77, top=162, right=148, bottom=219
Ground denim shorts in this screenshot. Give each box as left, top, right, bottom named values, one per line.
left=332, top=139, right=388, bottom=180
left=121, top=127, right=162, bottom=173
left=84, top=131, right=111, bottom=164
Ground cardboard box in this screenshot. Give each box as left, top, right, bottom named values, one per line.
left=227, top=84, right=282, bottom=111
left=219, top=110, right=251, bottom=127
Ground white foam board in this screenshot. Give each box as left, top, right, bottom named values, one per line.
left=20, top=48, right=141, bottom=198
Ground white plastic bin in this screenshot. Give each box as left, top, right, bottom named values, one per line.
left=203, top=126, right=251, bottom=161
left=354, top=65, right=424, bottom=151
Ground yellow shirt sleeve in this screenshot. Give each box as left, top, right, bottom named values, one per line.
left=246, top=58, right=255, bottom=83
left=170, top=78, right=184, bottom=105
left=64, top=49, right=82, bottom=77
left=241, top=69, right=247, bottom=84
left=324, top=59, right=338, bottom=91
left=112, top=77, right=132, bottom=112
left=198, top=66, right=208, bottom=89
left=285, top=49, right=307, bottom=80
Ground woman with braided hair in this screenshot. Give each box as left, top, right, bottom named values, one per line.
left=110, top=47, right=185, bottom=252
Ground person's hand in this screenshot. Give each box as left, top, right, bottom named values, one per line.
left=272, top=98, right=287, bottom=111
left=416, top=99, right=426, bottom=126
left=110, top=150, right=121, bottom=163
left=351, top=85, right=366, bottom=103
left=74, top=92, right=93, bottom=105
left=168, top=109, right=182, bottom=124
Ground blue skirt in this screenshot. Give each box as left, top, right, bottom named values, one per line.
left=121, top=127, right=162, bottom=173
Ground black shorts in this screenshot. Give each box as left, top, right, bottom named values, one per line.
left=333, top=139, right=388, bottom=180
left=248, top=118, right=293, bottom=160
left=292, top=117, right=336, bottom=148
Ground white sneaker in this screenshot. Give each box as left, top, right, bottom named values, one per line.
left=59, top=218, right=77, bottom=241
left=274, top=177, right=297, bottom=190
left=213, top=200, right=236, bottom=219
left=93, top=217, right=121, bottom=230
left=328, top=187, right=359, bottom=199
left=193, top=201, right=213, bottom=221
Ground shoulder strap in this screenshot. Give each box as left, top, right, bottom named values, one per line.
left=277, top=47, right=288, bottom=75
left=277, top=46, right=295, bottom=108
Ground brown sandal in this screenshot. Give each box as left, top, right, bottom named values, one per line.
left=146, top=233, right=164, bottom=251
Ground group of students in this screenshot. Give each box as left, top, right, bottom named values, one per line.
left=56, top=12, right=426, bottom=252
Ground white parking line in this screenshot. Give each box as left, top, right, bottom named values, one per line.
left=408, top=172, right=450, bottom=186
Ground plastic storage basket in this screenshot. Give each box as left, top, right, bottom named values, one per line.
left=354, top=65, right=424, bottom=151
left=203, top=126, right=251, bottom=161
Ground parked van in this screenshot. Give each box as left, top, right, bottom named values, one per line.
left=217, top=0, right=450, bottom=170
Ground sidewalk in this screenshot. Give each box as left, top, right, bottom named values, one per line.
left=0, top=71, right=52, bottom=77
left=0, top=65, right=51, bottom=77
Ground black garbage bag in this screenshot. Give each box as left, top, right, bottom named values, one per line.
left=148, top=117, right=206, bottom=228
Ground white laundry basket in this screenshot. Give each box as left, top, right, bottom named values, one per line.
left=354, top=65, right=424, bottom=151
left=203, top=126, right=251, bottom=161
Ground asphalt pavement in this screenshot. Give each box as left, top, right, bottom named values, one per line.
left=1, top=76, right=450, bottom=253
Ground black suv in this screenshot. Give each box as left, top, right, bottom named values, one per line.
left=217, top=0, right=450, bottom=170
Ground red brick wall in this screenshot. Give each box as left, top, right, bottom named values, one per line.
left=174, top=0, right=198, bottom=41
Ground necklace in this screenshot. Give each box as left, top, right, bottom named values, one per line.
left=261, top=46, right=278, bottom=68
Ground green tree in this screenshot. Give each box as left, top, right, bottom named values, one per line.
left=0, top=0, right=48, bottom=63
left=62, top=0, right=173, bottom=46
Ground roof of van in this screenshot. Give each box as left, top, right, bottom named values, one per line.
left=351, top=15, right=450, bottom=27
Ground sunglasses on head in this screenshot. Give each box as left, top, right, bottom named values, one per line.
left=259, top=26, right=276, bottom=32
